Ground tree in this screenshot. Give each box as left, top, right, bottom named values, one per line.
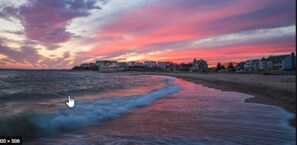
left=71, top=66, right=81, bottom=70
left=227, top=62, right=235, bottom=71
left=216, top=62, right=222, bottom=70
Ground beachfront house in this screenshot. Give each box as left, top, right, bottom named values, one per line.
left=88, top=63, right=97, bottom=70
left=144, top=61, right=157, bottom=71
left=235, top=62, right=245, bottom=72
left=108, top=62, right=119, bottom=71
left=265, top=53, right=295, bottom=71
left=191, top=58, right=208, bottom=72
left=118, top=62, right=129, bottom=71
left=98, top=62, right=129, bottom=72
left=128, top=61, right=145, bottom=71
left=259, top=57, right=273, bottom=71
left=80, top=63, right=88, bottom=69
left=79, top=63, right=97, bottom=70
left=244, top=59, right=259, bottom=72
left=157, top=61, right=171, bottom=71
left=97, top=60, right=117, bottom=71
left=128, top=61, right=143, bottom=67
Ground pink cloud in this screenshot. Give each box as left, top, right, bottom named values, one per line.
left=86, top=0, right=294, bottom=60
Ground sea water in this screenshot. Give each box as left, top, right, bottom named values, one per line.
left=0, top=70, right=295, bottom=145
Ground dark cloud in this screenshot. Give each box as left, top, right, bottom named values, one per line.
left=39, top=52, right=72, bottom=68
left=0, top=38, right=71, bottom=68
left=203, top=1, right=295, bottom=35
left=45, top=44, right=61, bottom=50
left=1, top=0, right=100, bottom=45
left=0, top=44, right=40, bottom=65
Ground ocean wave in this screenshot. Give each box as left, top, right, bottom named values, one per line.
left=0, top=77, right=180, bottom=136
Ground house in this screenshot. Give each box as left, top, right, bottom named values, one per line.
left=128, top=61, right=144, bottom=67
left=96, top=60, right=117, bottom=67
left=235, top=62, right=245, bottom=72
left=191, top=58, right=208, bottom=72
left=88, top=63, right=97, bottom=70
left=259, top=57, right=272, bottom=71
left=176, top=63, right=192, bottom=71
left=157, top=61, right=171, bottom=71
left=96, top=60, right=117, bottom=71
left=244, top=59, right=259, bottom=72
left=98, top=62, right=129, bottom=72
left=144, top=61, right=157, bottom=70
left=80, top=63, right=88, bottom=69
left=128, top=61, right=144, bottom=71
left=118, top=62, right=129, bottom=71
left=266, top=53, right=295, bottom=71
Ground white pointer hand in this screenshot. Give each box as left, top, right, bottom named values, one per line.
left=66, top=96, right=75, bottom=108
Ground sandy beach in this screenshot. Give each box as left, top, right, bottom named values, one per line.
left=127, top=72, right=296, bottom=126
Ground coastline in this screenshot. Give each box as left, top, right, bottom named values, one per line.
left=124, top=71, right=296, bottom=127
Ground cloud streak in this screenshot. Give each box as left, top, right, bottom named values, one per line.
left=0, top=0, right=295, bottom=68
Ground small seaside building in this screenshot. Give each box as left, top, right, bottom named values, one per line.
left=144, top=61, right=157, bottom=70
left=266, top=53, right=295, bottom=71
left=128, top=61, right=144, bottom=67
left=235, top=62, right=245, bottom=72
left=108, top=63, right=120, bottom=71
left=97, top=60, right=117, bottom=71
left=80, top=63, right=88, bottom=69
left=259, top=57, right=272, bottom=71
left=177, top=63, right=192, bottom=71
left=244, top=59, right=259, bottom=72
left=78, top=63, right=97, bottom=70
left=157, top=61, right=171, bottom=71
left=118, top=62, right=129, bottom=71
left=191, top=58, right=208, bottom=72
left=98, top=62, right=129, bottom=72
left=128, top=61, right=144, bottom=71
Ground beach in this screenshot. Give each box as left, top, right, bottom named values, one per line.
left=136, top=72, right=296, bottom=126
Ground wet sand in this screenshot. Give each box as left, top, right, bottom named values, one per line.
left=126, top=72, right=296, bottom=127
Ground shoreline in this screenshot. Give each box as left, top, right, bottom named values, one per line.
left=128, top=72, right=296, bottom=127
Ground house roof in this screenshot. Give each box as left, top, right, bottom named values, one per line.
left=266, top=55, right=289, bottom=61
left=246, top=59, right=259, bottom=62
left=144, top=61, right=156, bottom=63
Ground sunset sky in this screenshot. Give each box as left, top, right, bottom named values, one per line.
left=0, top=0, right=295, bottom=69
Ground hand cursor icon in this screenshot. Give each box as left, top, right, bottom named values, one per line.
left=66, top=96, right=75, bottom=108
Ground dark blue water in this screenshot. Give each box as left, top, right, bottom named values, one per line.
left=0, top=70, right=295, bottom=145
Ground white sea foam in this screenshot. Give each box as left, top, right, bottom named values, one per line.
left=30, top=77, right=180, bottom=132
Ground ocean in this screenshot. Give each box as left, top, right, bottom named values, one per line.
left=0, top=70, right=295, bottom=145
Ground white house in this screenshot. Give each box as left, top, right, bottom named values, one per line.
left=259, top=57, right=272, bottom=71
left=96, top=60, right=117, bottom=71
left=144, top=61, right=157, bottom=69
left=265, top=53, right=295, bottom=71
left=191, top=58, right=208, bottom=72
left=244, top=59, right=259, bottom=72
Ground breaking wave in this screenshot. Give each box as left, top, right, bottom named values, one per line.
left=0, top=77, right=180, bottom=136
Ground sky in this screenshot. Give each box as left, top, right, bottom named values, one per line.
left=0, top=0, right=295, bottom=69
